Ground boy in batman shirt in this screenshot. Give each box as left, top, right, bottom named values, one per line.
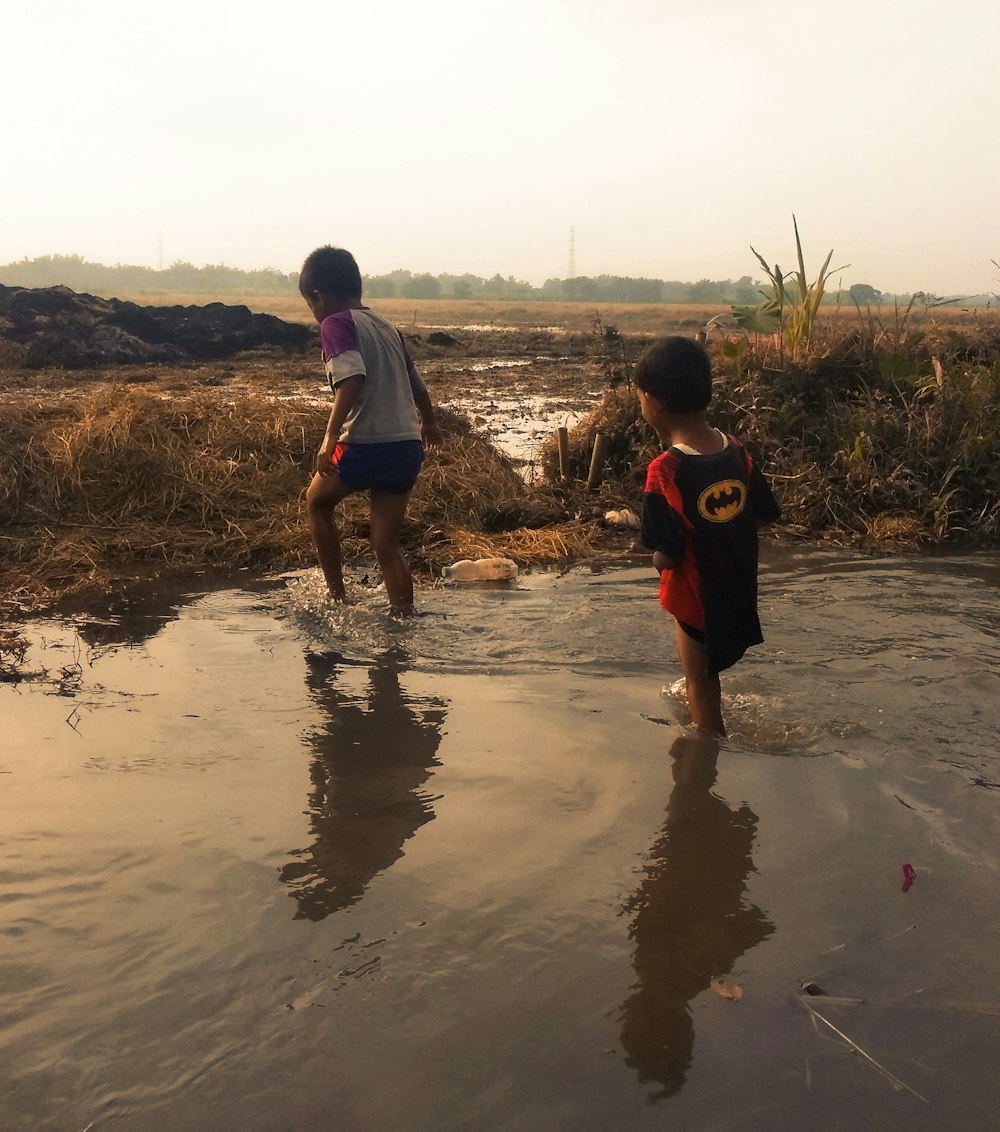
left=637, top=337, right=780, bottom=735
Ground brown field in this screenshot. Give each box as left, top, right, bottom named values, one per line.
left=101, top=292, right=994, bottom=338
left=108, top=292, right=728, bottom=334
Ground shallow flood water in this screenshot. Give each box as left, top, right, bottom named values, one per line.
left=3, top=549, right=1000, bottom=1130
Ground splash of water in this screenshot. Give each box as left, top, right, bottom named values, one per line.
left=283, top=571, right=419, bottom=656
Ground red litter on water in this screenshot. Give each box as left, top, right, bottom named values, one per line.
left=901, top=863, right=916, bottom=892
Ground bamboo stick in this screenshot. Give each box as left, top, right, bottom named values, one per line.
left=557, top=426, right=570, bottom=479
left=587, top=433, right=610, bottom=489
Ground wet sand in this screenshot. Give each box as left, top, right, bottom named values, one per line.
left=2, top=551, right=1000, bottom=1130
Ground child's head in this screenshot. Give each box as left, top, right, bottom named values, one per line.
left=299, top=246, right=363, bottom=320
left=635, top=336, right=712, bottom=416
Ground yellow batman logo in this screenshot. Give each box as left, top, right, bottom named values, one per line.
left=698, top=479, right=746, bottom=522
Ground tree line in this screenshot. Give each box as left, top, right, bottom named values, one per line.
left=0, top=256, right=297, bottom=298
left=0, top=254, right=772, bottom=304
left=2, top=253, right=952, bottom=307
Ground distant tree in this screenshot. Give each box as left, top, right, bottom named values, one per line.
left=732, top=275, right=759, bottom=304
left=848, top=282, right=882, bottom=306
left=401, top=273, right=441, bottom=299
left=688, top=278, right=727, bottom=304
left=364, top=274, right=396, bottom=298
left=563, top=276, right=598, bottom=301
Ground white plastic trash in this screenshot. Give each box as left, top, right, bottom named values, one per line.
left=604, top=509, right=639, bottom=530
left=441, top=557, right=519, bottom=582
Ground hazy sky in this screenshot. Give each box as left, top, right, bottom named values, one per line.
left=4, top=0, right=997, bottom=294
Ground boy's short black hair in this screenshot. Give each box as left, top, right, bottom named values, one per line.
left=299, top=246, right=363, bottom=299
left=634, top=336, right=712, bottom=414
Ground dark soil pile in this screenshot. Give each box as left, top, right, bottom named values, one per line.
left=0, top=284, right=313, bottom=366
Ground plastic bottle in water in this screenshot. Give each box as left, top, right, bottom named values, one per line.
left=440, top=557, right=519, bottom=582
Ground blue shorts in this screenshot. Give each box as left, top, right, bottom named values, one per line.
left=330, top=439, right=424, bottom=494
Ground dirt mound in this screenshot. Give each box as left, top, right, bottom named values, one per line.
left=0, top=284, right=313, bottom=366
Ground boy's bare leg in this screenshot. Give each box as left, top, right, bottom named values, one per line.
left=673, top=620, right=726, bottom=736
left=369, top=489, right=414, bottom=612
left=305, top=471, right=355, bottom=601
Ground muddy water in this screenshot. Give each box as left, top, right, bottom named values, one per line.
left=3, top=550, right=1000, bottom=1131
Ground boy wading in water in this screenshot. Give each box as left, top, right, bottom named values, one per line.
left=637, top=337, right=780, bottom=735
left=299, top=246, right=442, bottom=613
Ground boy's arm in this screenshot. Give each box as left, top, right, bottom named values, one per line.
left=413, top=386, right=443, bottom=450
left=749, top=464, right=781, bottom=527
left=406, top=361, right=443, bottom=450
left=316, top=375, right=363, bottom=475
left=640, top=492, right=684, bottom=571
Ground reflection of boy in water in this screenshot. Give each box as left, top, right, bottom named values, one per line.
left=637, top=338, right=780, bottom=735
left=299, top=246, right=443, bottom=612
left=279, top=650, right=446, bottom=921
left=620, top=735, right=773, bottom=1100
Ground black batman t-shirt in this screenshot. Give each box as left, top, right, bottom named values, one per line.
left=640, top=435, right=780, bottom=674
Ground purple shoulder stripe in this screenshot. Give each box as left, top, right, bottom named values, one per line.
left=320, top=311, right=359, bottom=361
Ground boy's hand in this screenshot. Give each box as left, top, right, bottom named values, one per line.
left=315, top=439, right=337, bottom=475
left=652, top=550, right=676, bottom=573
left=422, top=421, right=443, bottom=451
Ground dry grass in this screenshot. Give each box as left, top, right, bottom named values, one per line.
left=0, top=388, right=314, bottom=600
left=0, top=387, right=574, bottom=605
left=0, top=625, right=29, bottom=681
left=412, top=522, right=608, bottom=567
left=537, top=388, right=654, bottom=487
left=527, top=312, right=1000, bottom=550
left=3, top=298, right=999, bottom=607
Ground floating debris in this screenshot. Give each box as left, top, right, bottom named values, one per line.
left=710, top=976, right=744, bottom=1002
left=796, top=996, right=927, bottom=1102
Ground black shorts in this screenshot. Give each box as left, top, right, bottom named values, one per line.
left=677, top=619, right=706, bottom=644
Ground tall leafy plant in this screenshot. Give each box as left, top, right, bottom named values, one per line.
left=733, top=216, right=848, bottom=360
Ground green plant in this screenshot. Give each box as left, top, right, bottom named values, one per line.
left=733, top=216, right=848, bottom=360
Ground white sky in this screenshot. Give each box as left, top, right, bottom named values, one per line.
left=3, top=0, right=998, bottom=294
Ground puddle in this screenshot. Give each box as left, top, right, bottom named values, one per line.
left=6, top=555, right=1000, bottom=1129
left=469, top=359, right=533, bottom=371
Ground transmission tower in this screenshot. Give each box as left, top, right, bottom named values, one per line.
left=568, top=226, right=576, bottom=280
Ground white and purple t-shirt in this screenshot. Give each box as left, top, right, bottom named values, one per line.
left=321, top=308, right=426, bottom=443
